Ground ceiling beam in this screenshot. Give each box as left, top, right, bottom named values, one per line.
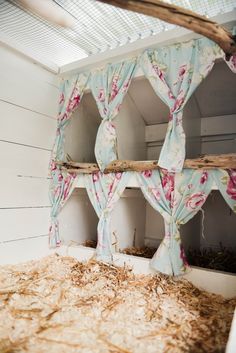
left=60, top=11, right=236, bottom=77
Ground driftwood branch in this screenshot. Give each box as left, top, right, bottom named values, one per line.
left=56, top=154, right=236, bottom=174
left=97, top=0, right=236, bottom=56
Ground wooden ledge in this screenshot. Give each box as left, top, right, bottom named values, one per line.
left=56, top=154, right=236, bottom=174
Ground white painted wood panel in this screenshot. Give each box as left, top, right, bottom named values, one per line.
left=0, top=45, right=59, bottom=86
left=201, top=115, right=236, bottom=136
left=129, top=78, right=169, bottom=125
left=195, top=61, right=236, bottom=118
left=0, top=141, right=51, bottom=177
left=0, top=208, right=50, bottom=242
left=0, top=46, right=59, bottom=118
left=59, top=190, right=98, bottom=245
left=0, top=176, right=50, bottom=208
left=201, top=139, right=236, bottom=154
left=0, top=236, right=52, bottom=265
left=145, top=124, right=168, bottom=143
left=0, top=45, right=58, bottom=244
left=111, top=190, right=146, bottom=250
left=147, top=145, right=162, bottom=160
left=183, top=95, right=201, bottom=159
left=145, top=203, right=165, bottom=247
left=0, top=73, right=58, bottom=118
left=0, top=100, right=56, bottom=149
left=201, top=191, right=236, bottom=249
left=65, top=93, right=100, bottom=163
left=116, top=93, right=146, bottom=160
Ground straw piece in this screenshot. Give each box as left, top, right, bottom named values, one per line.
left=0, top=254, right=235, bottom=353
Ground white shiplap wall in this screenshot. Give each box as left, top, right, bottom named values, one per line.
left=0, top=45, right=58, bottom=248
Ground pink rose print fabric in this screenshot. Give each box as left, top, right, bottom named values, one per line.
left=84, top=171, right=131, bottom=261
left=52, top=72, right=90, bottom=164
left=226, top=169, right=236, bottom=200
left=49, top=171, right=79, bottom=248
left=212, top=169, right=236, bottom=213
left=140, top=38, right=222, bottom=172
left=90, top=59, right=137, bottom=171
left=49, top=73, right=90, bottom=248
left=138, top=169, right=213, bottom=276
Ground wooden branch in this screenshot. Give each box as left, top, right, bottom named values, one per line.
left=97, top=0, right=236, bottom=56
left=56, top=153, right=236, bottom=174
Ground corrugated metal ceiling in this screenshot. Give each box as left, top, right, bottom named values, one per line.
left=0, top=0, right=235, bottom=68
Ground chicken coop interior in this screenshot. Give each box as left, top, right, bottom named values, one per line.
left=0, top=0, right=236, bottom=352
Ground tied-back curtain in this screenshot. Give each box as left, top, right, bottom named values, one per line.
left=49, top=170, right=78, bottom=247
left=140, top=38, right=222, bottom=172
left=138, top=169, right=213, bottom=276
left=90, top=59, right=137, bottom=171
left=84, top=171, right=131, bottom=261
left=49, top=73, right=89, bottom=247
left=211, top=169, right=236, bottom=212
left=52, top=72, right=90, bottom=163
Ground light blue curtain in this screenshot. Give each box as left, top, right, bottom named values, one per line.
left=49, top=172, right=79, bottom=247
left=52, top=72, right=90, bottom=162
left=49, top=73, right=89, bottom=247
left=84, top=171, right=131, bottom=261
left=140, top=38, right=222, bottom=172
left=137, top=169, right=213, bottom=275
left=90, top=59, right=137, bottom=171
left=211, top=169, right=236, bottom=212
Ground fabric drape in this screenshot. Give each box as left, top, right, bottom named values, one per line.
left=138, top=169, right=213, bottom=276
left=140, top=38, right=222, bottom=172
left=90, top=59, right=137, bottom=171
left=84, top=171, right=131, bottom=261
left=52, top=72, right=90, bottom=162
left=49, top=73, right=89, bottom=247
left=211, top=169, right=236, bottom=212
left=49, top=170, right=78, bottom=247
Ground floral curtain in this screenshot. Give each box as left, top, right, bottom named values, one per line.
left=52, top=72, right=90, bottom=162
left=138, top=169, right=213, bottom=276
left=90, top=59, right=137, bottom=171
left=49, top=73, right=89, bottom=247
left=211, top=169, right=236, bottom=212
left=49, top=168, right=79, bottom=247
left=84, top=172, right=131, bottom=261
left=140, top=38, right=222, bottom=172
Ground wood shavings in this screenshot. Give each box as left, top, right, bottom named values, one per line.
left=0, top=254, right=235, bottom=353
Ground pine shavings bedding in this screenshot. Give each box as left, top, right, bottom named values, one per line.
left=0, top=254, right=235, bottom=353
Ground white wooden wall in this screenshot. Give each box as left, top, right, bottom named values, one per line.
left=0, top=46, right=58, bottom=250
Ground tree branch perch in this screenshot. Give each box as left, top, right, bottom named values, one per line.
left=56, top=154, right=236, bottom=174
